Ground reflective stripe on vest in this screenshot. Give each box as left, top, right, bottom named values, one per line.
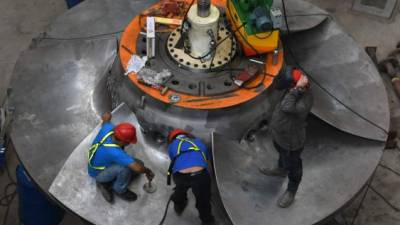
left=166, top=137, right=208, bottom=185
left=88, top=131, right=119, bottom=171
left=176, top=137, right=207, bottom=161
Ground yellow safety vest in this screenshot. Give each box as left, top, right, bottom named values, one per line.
left=88, top=131, right=119, bottom=171
left=175, top=137, right=207, bottom=161
left=167, top=137, right=207, bottom=185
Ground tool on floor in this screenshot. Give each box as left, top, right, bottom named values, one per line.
left=143, top=180, right=157, bottom=193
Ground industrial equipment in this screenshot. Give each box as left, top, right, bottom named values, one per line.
left=226, top=0, right=281, bottom=56
left=8, top=0, right=390, bottom=225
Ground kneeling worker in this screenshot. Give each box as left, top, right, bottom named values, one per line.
left=88, top=112, right=154, bottom=203
left=167, top=129, right=215, bottom=225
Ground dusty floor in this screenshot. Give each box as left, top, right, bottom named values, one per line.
left=0, top=0, right=400, bottom=224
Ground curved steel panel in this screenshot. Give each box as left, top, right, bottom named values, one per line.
left=213, top=117, right=384, bottom=225
left=49, top=104, right=232, bottom=225
left=290, top=19, right=390, bottom=141
left=9, top=38, right=117, bottom=190
left=274, top=0, right=330, bottom=33
left=45, top=0, right=158, bottom=39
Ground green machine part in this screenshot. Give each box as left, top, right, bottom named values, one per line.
left=231, top=0, right=274, bottom=34
left=238, top=0, right=273, bottom=11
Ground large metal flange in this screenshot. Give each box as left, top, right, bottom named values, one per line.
left=166, top=25, right=237, bottom=71
left=135, top=32, right=243, bottom=96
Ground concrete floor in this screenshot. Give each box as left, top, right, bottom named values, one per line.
left=0, top=0, right=400, bottom=225
left=307, top=0, right=400, bottom=60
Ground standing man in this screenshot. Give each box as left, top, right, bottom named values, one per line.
left=167, top=129, right=215, bottom=225
left=88, top=112, right=155, bottom=203
left=260, top=66, right=313, bottom=208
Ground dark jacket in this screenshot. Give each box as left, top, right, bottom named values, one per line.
left=270, top=88, right=313, bottom=151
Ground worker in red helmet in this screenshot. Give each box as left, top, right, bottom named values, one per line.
left=167, top=129, right=214, bottom=225
left=260, top=65, right=313, bottom=208
left=87, top=112, right=154, bottom=203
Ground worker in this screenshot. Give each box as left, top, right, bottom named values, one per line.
left=259, top=66, right=313, bottom=208
left=167, top=129, right=215, bottom=225
left=88, top=112, right=155, bottom=203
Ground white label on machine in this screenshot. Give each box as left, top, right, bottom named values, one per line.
left=270, top=8, right=283, bottom=29
left=147, top=17, right=156, bottom=59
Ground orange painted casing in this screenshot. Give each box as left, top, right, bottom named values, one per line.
left=118, top=0, right=284, bottom=110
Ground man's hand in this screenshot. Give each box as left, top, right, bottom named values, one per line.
left=102, top=112, right=112, bottom=123
left=296, top=75, right=309, bottom=88
left=128, top=162, right=155, bottom=181
left=144, top=168, right=155, bottom=181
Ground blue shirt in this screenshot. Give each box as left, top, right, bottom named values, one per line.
left=88, top=122, right=135, bottom=177
left=167, top=136, right=210, bottom=173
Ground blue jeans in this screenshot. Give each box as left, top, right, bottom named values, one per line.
left=95, top=165, right=133, bottom=194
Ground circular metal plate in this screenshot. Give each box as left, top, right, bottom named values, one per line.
left=118, top=0, right=284, bottom=109
left=166, top=26, right=237, bottom=71
left=8, top=0, right=389, bottom=225
left=143, top=182, right=157, bottom=193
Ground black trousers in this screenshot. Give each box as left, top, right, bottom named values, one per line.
left=172, top=171, right=214, bottom=223
left=274, top=142, right=303, bottom=193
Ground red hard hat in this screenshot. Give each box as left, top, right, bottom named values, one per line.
left=168, top=129, right=188, bottom=143
left=292, top=68, right=303, bottom=84
left=114, top=123, right=137, bottom=144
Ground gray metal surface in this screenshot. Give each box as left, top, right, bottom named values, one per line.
left=43, top=0, right=328, bottom=39
left=213, top=117, right=385, bottom=225
left=8, top=0, right=158, bottom=193
left=49, top=103, right=231, bottom=225
left=45, top=0, right=158, bottom=39
left=7, top=0, right=390, bottom=224
left=274, top=0, right=330, bottom=32
left=9, top=38, right=117, bottom=190
left=114, top=71, right=283, bottom=143
left=289, top=18, right=390, bottom=141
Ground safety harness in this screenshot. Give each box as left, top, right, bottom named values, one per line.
left=167, top=137, right=207, bottom=185
left=88, top=131, right=119, bottom=171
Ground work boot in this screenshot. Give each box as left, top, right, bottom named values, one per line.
left=277, top=190, right=296, bottom=208
left=259, top=167, right=287, bottom=177
left=174, top=199, right=188, bottom=215
left=116, top=190, right=138, bottom=202
left=97, top=182, right=114, bottom=203
left=201, top=216, right=215, bottom=225
left=202, top=220, right=215, bottom=225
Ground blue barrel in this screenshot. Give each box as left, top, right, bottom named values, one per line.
left=65, top=0, right=84, bottom=9
left=17, top=165, right=65, bottom=225
left=0, top=140, right=5, bottom=170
